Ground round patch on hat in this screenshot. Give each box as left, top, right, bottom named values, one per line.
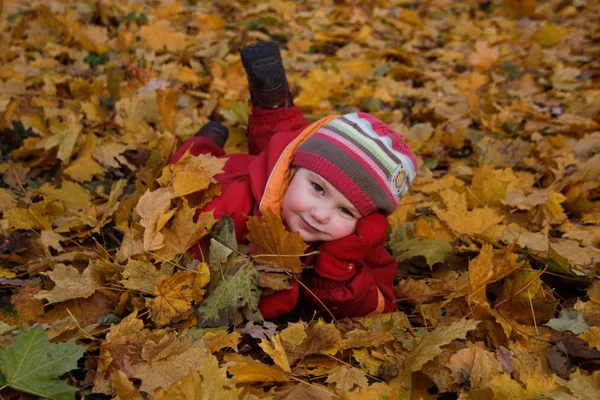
left=390, top=164, right=408, bottom=195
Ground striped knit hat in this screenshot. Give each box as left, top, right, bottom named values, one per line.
left=292, top=112, right=417, bottom=216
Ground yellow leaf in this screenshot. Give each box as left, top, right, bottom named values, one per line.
left=120, top=260, right=170, bottom=294
left=4, top=199, right=65, bottom=230
left=133, top=337, right=209, bottom=395
left=0, top=267, right=16, bottom=279
left=63, top=133, right=105, bottom=182
left=538, top=22, right=563, bottom=47
left=325, top=365, right=368, bottom=392
left=228, top=363, right=290, bottom=383
left=387, top=194, right=416, bottom=227
left=434, top=191, right=505, bottom=238
left=470, top=164, right=519, bottom=207
left=193, top=262, right=211, bottom=302
left=401, top=319, right=480, bottom=386
left=149, top=270, right=196, bottom=327
left=100, top=179, right=127, bottom=226
left=468, top=244, right=494, bottom=305
left=579, top=327, right=600, bottom=349
left=139, top=21, right=189, bottom=52
left=0, top=188, right=16, bottom=212
left=447, top=342, right=503, bottom=388
left=36, top=113, right=81, bottom=162
left=489, top=373, right=533, bottom=399
left=153, top=208, right=216, bottom=262
left=280, top=321, right=308, bottom=348
left=340, top=330, right=394, bottom=349
left=136, top=187, right=174, bottom=252
left=545, top=191, right=567, bottom=222
left=34, top=262, right=105, bottom=304
left=247, top=208, right=309, bottom=273
left=158, top=151, right=214, bottom=197
left=469, top=41, right=499, bottom=72
left=40, top=229, right=64, bottom=253
left=259, top=335, right=291, bottom=373
left=156, top=88, right=179, bottom=133
left=173, top=67, right=203, bottom=84
left=112, top=370, right=143, bottom=400
left=204, top=331, right=240, bottom=353
left=39, top=181, right=91, bottom=211
left=399, top=9, right=423, bottom=27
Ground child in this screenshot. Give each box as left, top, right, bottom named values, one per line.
left=170, top=42, right=418, bottom=320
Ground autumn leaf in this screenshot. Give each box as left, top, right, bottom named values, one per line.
left=149, top=270, right=207, bottom=327
left=259, top=335, right=291, bottom=373
left=0, top=326, right=86, bottom=400
left=196, top=258, right=261, bottom=328
left=246, top=208, right=309, bottom=273
left=447, top=342, right=503, bottom=388
left=228, top=363, right=290, bottom=383
left=34, top=262, right=105, bottom=304
left=401, top=319, right=480, bottom=386
left=325, top=365, right=368, bottom=392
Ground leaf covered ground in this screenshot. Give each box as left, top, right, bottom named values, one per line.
left=1, top=0, right=600, bottom=398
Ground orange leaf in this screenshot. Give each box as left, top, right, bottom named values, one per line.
left=246, top=208, right=309, bottom=273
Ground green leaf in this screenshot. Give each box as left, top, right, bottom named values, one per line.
left=196, top=259, right=262, bottom=328
left=389, top=236, right=450, bottom=268
left=544, top=308, right=589, bottom=335
left=212, top=214, right=238, bottom=251
left=0, top=326, right=86, bottom=400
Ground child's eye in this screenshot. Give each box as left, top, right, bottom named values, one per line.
left=312, top=183, right=324, bottom=194
left=339, top=207, right=355, bottom=217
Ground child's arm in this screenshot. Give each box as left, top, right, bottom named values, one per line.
left=303, top=213, right=396, bottom=319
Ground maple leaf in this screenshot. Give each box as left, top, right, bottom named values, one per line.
left=389, top=226, right=450, bottom=268
left=152, top=208, right=216, bottom=262
left=259, top=335, right=291, bottom=372
left=228, top=363, right=290, bottom=383
left=153, top=354, right=240, bottom=399
left=34, top=262, right=105, bottom=304
left=246, top=208, right=309, bottom=273
left=35, top=112, right=81, bottom=162
left=149, top=270, right=206, bottom=327
left=135, top=187, right=174, bottom=252
left=401, top=319, right=480, bottom=386
left=325, top=365, right=368, bottom=392
left=132, top=337, right=210, bottom=394
left=112, top=372, right=143, bottom=400
left=579, top=326, right=600, bottom=350
left=196, top=258, right=261, bottom=327
left=0, top=326, right=85, bottom=400
left=447, top=342, right=503, bottom=389
left=63, top=133, right=105, bottom=182
left=433, top=189, right=505, bottom=238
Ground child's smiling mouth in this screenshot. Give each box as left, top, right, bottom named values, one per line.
left=298, top=216, right=321, bottom=233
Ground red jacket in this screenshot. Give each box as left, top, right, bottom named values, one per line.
left=170, top=112, right=397, bottom=319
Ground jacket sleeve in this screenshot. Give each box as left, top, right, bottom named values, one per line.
left=302, top=237, right=397, bottom=319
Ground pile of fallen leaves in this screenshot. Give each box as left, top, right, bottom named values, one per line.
left=1, top=0, right=599, bottom=398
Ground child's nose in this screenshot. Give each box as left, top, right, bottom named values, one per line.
left=310, top=206, right=330, bottom=224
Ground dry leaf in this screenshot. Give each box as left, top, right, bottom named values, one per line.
left=34, top=262, right=104, bottom=304
left=246, top=208, right=309, bottom=272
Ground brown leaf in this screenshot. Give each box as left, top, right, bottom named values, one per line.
left=402, top=319, right=480, bottom=386
left=447, top=342, right=503, bottom=388
left=34, top=262, right=105, bottom=304
left=246, top=208, right=309, bottom=272
left=148, top=270, right=201, bottom=327
left=228, top=363, right=290, bottom=383
left=259, top=335, right=291, bottom=373
left=325, top=365, right=368, bottom=392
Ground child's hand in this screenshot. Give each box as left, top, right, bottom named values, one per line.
left=314, top=213, right=388, bottom=281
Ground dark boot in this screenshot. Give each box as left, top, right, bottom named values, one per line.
left=193, top=121, right=229, bottom=148
left=241, top=41, right=294, bottom=109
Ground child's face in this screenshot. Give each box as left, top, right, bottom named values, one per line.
left=282, top=168, right=361, bottom=242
